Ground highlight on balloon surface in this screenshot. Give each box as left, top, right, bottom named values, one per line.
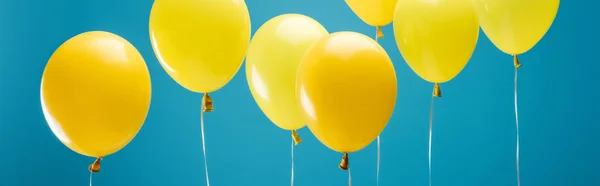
left=149, top=0, right=251, bottom=185
left=393, top=0, right=479, bottom=185
left=473, top=1, right=559, bottom=186
left=296, top=31, right=397, bottom=185
left=245, top=13, right=329, bottom=186
left=344, top=0, right=398, bottom=38
left=40, top=31, right=152, bottom=185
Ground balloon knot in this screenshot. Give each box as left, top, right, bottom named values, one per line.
left=376, top=26, right=384, bottom=39
left=88, top=157, right=102, bottom=173
left=513, top=55, right=522, bottom=69
left=202, top=93, right=213, bottom=112
left=339, top=153, right=349, bottom=170
left=291, top=130, right=302, bottom=145
left=433, top=83, right=442, bottom=97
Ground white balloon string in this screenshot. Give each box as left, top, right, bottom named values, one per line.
left=89, top=171, right=93, bottom=186
left=514, top=67, right=521, bottom=186
left=375, top=26, right=381, bottom=186
left=377, top=136, right=381, bottom=186
left=348, top=168, right=353, bottom=186
left=201, top=103, right=211, bottom=186
left=291, top=138, right=295, bottom=186
left=428, top=94, right=435, bottom=186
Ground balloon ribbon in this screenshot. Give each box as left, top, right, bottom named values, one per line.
left=374, top=26, right=382, bottom=186
left=429, top=83, right=441, bottom=186
left=513, top=55, right=521, bottom=186
left=339, top=153, right=351, bottom=186
left=291, top=130, right=301, bottom=186
left=88, top=157, right=101, bottom=186
left=292, top=130, right=302, bottom=145
left=376, top=26, right=384, bottom=39
left=348, top=167, right=353, bottom=186
left=201, top=93, right=213, bottom=186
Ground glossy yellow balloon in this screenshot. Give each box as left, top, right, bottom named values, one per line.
left=393, top=0, right=479, bottom=83
left=149, top=0, right=251, bottom=93
left=296, top=32, right=397, bottom=153
left=474, top=0, right=559, bottom=55
left=345, top=0, right=398, bottom=26
left=41, top=31, right=151, bottom=157
left=246, top=14, right=328, bottom=131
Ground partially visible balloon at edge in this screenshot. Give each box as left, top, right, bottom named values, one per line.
left=393, top=0, right=479, bottom=83
left=474, top=0, right=560, bottom=55
left=344, top=0, right=398, bottom=27
left=41, top=31, right=152, bottom=157
left=149, top=0, right=251, bottom=93
left=246, top=13, right=328, bottom=131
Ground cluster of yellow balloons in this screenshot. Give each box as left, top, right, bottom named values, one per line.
left=245, top=14, right=398, bottom=172
left=39, top=0, right=559, bottom=176
left=247, top=7, right=398, bottom=167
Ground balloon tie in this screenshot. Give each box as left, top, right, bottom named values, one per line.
left=514, top=55, right=522, bottom=69
left=339, top=153, right=349, bottom=170
left=429, top=84, right=438, bottom=186
left=88, top=157, right=102, bottom=173
left=88, top=157, right=101, bottom=186
left=202, top=93, right=214, bottom=112
left=201, top=93, right=211, bottom=186
left=291, top=130, right=302, bottom=145
left=433, top=83, right=441, bottom=97
left=514, top=63, right=521, bottom=186
left=291, top=138, right=296, bottom=186
left=376, top=26, right=384, bottom=39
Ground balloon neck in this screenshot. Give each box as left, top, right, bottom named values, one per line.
left=339, top=153, right=349, bottom=170
left=88, top=157, right=102, bottom=173
left=376, top=26, right=384, bottom=39
left=291, top=130, right=302, bottom=145
left=202, top=93, right=213, bottom=112
left=513, top=55, right=522, bottom=69
left=433, top=83, right=442, bottom=98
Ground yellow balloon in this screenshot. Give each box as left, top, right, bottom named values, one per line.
left=149, top=0, right=251, bottom=93
left=41, top=31, right=151, bottom=157
left=393, top=0, right=479, bottom=83
left=474, top=0, right=559, bottom=55
left=296, top=32, right=397, bottom=153
left=345, top=0, right=398, bottom=27
left=246, top=14, right=328, bottom=131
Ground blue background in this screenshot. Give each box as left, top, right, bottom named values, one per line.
left=0, top=0, right=597, bottom=186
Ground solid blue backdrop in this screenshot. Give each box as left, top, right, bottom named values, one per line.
left=0, top=0, right=597, bottom=186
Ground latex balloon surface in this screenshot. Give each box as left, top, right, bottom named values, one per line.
left=474, top=0, right=559, bottom=55
left=345, top=0, right=398, bottom=26
left=246, top=14, right=328, bottom=131
left=149, top=0, right=251, bottom=93
left=41, top=31, right=151, bottom=157
left=296, top=32, right=397, bottom=153
left=393, top=0, right=479, bottom=83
